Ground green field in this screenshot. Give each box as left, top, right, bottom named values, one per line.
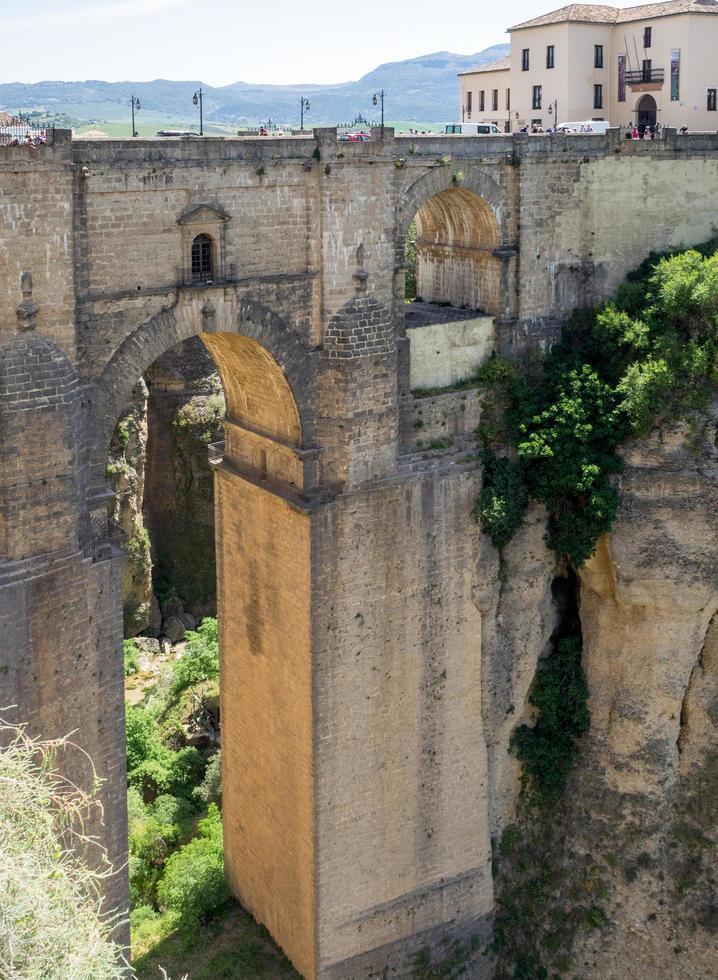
left=75, top=119, right=235, bottom=138
left=72, top=117, right=445, bottom=138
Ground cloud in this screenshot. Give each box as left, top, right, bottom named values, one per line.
left=8, top=0, right=193, bottom=30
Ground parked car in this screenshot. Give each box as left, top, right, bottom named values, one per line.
left=555, top=121, right=611, bottom=134
left=445, top=123, right=503, bottom=135
left=156, top=130, right=201, bottom=138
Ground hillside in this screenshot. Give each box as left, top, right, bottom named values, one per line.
left=0, top=45, right=509, bottom=128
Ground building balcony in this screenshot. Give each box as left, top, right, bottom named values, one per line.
left=176, top=262, right=237, bottom=288
left=626, top=68, right=664, bottom=86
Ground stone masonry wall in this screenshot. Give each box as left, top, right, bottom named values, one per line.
left=312, top=465, right=493, bottom=976
left=0, top=135, right=75, bottom=356
left=3, top=129, right=718, bottom=978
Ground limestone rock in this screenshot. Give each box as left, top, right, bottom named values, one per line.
left=149, top=593, right=162, bottom=634
left=107, top=378, right=153, bottom=637
left=163, top=616, right=186, bottom=644
left=133, top=637, right=160, bottom=656
left=475, top=500, right=558, bottom=837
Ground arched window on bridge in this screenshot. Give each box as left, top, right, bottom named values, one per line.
left=191, top=233, right=214, bottom=284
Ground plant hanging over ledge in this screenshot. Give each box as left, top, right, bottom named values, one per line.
left=476, top=236, right=718, bottom=566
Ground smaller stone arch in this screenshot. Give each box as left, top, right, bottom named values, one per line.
left=413, top=187, right=503, bottom=313
left=397, top=164, right=507, bottom=255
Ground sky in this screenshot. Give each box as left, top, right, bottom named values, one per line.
left=1, top=0, right=570, bottom=87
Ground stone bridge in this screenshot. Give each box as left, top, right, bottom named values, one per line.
left=1, top=126, right=718, bottom=978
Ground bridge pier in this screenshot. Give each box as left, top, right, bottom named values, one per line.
left=215, top=420, right=493, bottom=977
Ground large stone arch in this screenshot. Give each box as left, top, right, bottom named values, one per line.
left=91, top=292, right=316, bottom=481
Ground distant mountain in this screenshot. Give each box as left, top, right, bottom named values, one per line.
left=0, top=46, right=509, bottom=127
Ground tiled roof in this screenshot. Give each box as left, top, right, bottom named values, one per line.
left=509, top=0, right=718, bottom=30
left=616, top=0, right=718, bottom=22
left=509, top=4, right=618, bottom=29
left=458, top=54, right=512, bottom=75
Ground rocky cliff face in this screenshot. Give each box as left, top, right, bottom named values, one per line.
left=108, top=339, right=224, bottom=637
left=571, top=409, right=718, bottom=978
left=144, top=337, right=224, bottom=622
left=486, top=407, right=718, bottom=979
left=107, top=378, right=156, bottom=636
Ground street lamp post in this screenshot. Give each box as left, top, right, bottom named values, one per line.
left=547, top=99, right=559, bottom=128
left=300, top=97, right=311, bottom=131
left=193, top=88, right=204, bottom=136
left=130, top=95, right=141, bottom=137
left=372, top=90, right=385, bottom=135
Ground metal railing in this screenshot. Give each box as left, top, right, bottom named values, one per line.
left=176, top=262, right=238, bottom=288
left=625, top=68, right=665, bottom=84
left=0, top=118, right=54, bottom=147
left=93, top=519, right=127, bottom=563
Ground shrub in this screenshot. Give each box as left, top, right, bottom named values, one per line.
left=0, top=723, right=128, bottom=979
left=126, top=703, right=165, bottom=771
left=128, top=746, right=204, bottom=802
left=150, top=793, right=196, bottom=829
left=157, top=805, right=227, bottom=925
left=124, top=638, right=141, bottom=676
left=193, top=751, right=222, bottom=807
left=474, top=452, right=529, bottom=550
left=166, top=746, right=206, bottom=799
left=171, top=617, right=219, bottom=696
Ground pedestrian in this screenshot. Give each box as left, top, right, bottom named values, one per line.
left=643, top=125, right=652, bottom=139
left=631, top=125, right=639, bottom=139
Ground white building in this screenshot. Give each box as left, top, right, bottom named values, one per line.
left=459, top=0, right=718, bottom=132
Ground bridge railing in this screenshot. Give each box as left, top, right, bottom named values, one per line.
left=0, top=120, right=54, bottom=147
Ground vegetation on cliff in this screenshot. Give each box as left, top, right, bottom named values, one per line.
left=476, top=237, right=718, bottom=566
left=0, top=724, right=128, bottom=979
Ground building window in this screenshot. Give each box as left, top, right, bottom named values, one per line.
left=594, top=44, right=603, bottom=68
left=594, top=84, right=603, bottom=109
left=492, top=89, right=499, bottom=111
left=546, top=45, right=555, bottom=69
left=191, top=234, right=214, bottom=284
left=466, top=91, right=472, bottom=113
left=644, top=26, right=652, bottom=47
left=522, top=48, right=530, bottom=71
left=532, top=85, right=542, bottom=109
left=506, top=88, right=511, bottom=111
left=642, top=59, right=652, bottom=81
left=479, top=90, right=485, bottom=112
left=708, top=88, right=717, bottom=111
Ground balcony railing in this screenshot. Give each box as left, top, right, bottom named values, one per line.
left=626, top=68, right=664, bottom=84
left=176, top=262, right=238, bottom=288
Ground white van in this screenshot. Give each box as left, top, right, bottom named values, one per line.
left=556, top=120, right=611, bottom=134
left=445, top=123, right=503, bottom=135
